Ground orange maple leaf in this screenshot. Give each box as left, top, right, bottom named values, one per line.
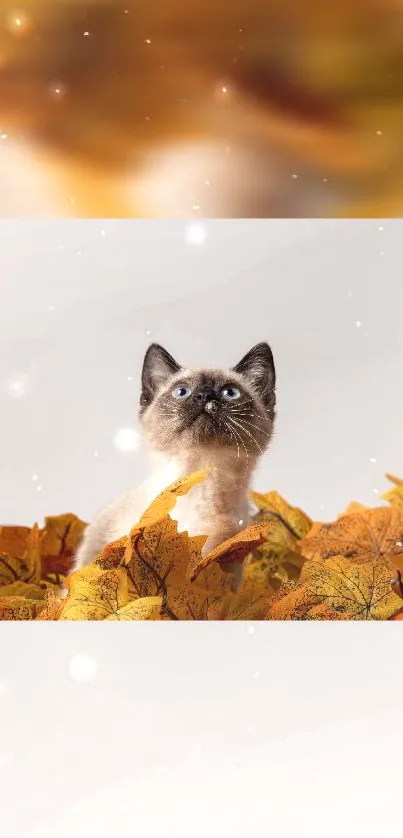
left=188, top=523, right=270, bottom=582
left=300, top=507, right=403, bottom=575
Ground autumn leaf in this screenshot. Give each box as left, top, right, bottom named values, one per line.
left=36, top=588, right=65, bottom=621
left=49, top=537, right=129, bottom=620
left=243, top=490, right=311, bottom=590
left=39, top=513, right=87, bottom=580
left=0, top=596, right=42, bottom=621
left=243, top=512, right=304, bottom=590
left=110, top=468, right=232, bottom=619
left=188, top=523, right=270, bottom=582
left=124, top=517, right=229, bottom=619
left=385, top=474, right=403, bottom=487
left=0, top=524, right=41, bottom=586
left=342, top=502, right=367, bottom=516
left=130, top=468, right=210, bottom=535
left=125, top=517, right=185, bottom=596
left=191, top=560, right=235, bottom=619
left=267, top=579, right=321, bottom=620
left=249, top=490, right=312, bottom=539
left=304, top=557, right=403, bottom=620
left=59, top=564, right=130, bottom=620
left=207, top=579, right=274, bottom=620
left=382, top=474, right=403, bottom=509
left=300, top=507, right=403, bottom=576
left=267, top=579, right=349, bottom=620
left=268, top=555, right=402, bottom=621
left=39, top=513, right=87, bottom=556
left=62, top=534, right=128, bottom=602
left=0, top=581, right=45, bottom=600
left=0, top=526, right=31, bottom=558
left=93, top=537, right=128, bottom=571
left=306, top=602, right=350, bottom=620
left=0, top=554, right=30, bottom=588
left=106, top=596, right=165, bottom=621
left=61, top=508, right=230, bottom=621
left=2, top=466, right=403, bottom=621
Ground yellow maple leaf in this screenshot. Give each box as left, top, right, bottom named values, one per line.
left=104, top=468, right=232, bottom=619
left=243, top=511, right=304, bottom=590
left=249, top=490, right=312, bottom=538
left=59, top=564, right=130, bottom=620
left=207, top=578, right=274, bottom=620
left=299, top=507, right=403, bottom=575
left=36, top=587, right=65, bottom=620
left=106, top=596, right=164, bottom=621
left=91, top=536, right=128, bottom=568
left=382, top=474, right=403, bottom=508
left=130, top=468, right=210, bottom=535
left=268, top=555, right=402, bottom=621
left=190, top=560, right=235, bottom=619
left=124, top=516, right=229, bottom=619
left=0, top=596, right=42, bottom=620
left=91, top=537, right=128, bottom=572
left=0, top=581, right=45, bottom=600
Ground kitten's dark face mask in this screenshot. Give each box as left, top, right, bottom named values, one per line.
left=139, top=343, right=276, bottom=456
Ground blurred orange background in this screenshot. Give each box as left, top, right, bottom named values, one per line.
left=0, top=0, right=403, bottom=216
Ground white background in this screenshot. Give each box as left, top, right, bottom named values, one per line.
left=0, top=219, right=402, bottom=526
left=0, top=220, right=402, bottom=836
left=1, top=623, right=402, bottom=837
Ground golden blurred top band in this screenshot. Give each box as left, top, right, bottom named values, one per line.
left=0, top=0, right=402, bottom=217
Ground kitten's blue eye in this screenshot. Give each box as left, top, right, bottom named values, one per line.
left=222, top=386, right=241, bottom=400
left=172, top=385, right=192, bottom=399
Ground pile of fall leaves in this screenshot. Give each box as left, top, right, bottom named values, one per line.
left=1, top=470, right=403, bottom=621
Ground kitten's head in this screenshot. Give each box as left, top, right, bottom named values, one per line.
left=139, top=343, right=276, bottom=458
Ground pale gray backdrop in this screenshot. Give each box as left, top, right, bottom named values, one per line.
left=0, top=219, right=402, bottom=525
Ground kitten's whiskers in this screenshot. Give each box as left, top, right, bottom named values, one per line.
left=223, top=418, right=240, bottom=459
left=226, top=418, right=251, bottom=485
left=228, top=412, right=273, bottom=437
left=227, top=417, right=249, bottom=459
left=228, top=416, right=264, bottom=455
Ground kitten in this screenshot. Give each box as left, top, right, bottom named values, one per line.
left=73, top=342, right=276, bottom=580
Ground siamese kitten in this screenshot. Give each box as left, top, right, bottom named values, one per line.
left=73, top=342, right=276, bottom=577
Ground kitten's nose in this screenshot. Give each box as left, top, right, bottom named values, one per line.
left=196, top=390, right=219, bottom=413
left=205, top=399, right=219, bottom=415
left=196, top=390, right=214, bottom=403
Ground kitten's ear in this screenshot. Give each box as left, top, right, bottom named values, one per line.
left=140, top=343, right=181, bottom=407
left=233, top=342, right=276, bottom=405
